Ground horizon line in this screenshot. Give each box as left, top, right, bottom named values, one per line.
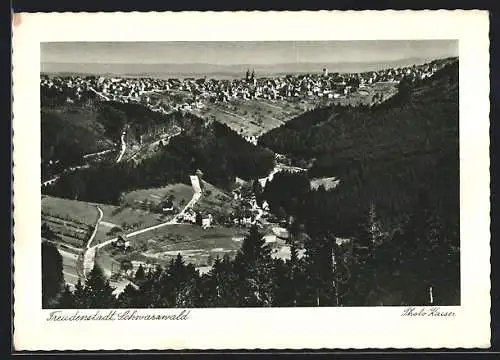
left=41, top=56, right=456, bottom=66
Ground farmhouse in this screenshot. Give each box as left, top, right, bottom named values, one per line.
left=202, top=214, right=213, bottom=229
left=115, top=236, right=132, bottom=250
left=181, top=209, right=197, bottom=223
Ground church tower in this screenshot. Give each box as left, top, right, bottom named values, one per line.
left=245, top=69, right=250, bottom=82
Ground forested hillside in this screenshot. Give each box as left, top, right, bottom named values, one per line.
left=43, top=113, right=275, bottom=204
left=41, top=108, right=114, bottom=180
left=259, top=60, right=459, bottom=230
left=41, top=97, right=180, bottom=181
left=97, top=101, right=180, bottom=142
left=257, top=61, right=460, bottom=305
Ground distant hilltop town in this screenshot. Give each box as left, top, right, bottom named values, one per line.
left=40, top=57, right=456, bottom=114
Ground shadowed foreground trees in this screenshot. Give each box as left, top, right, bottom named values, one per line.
left=41, top=240, right=65, bottom=308
left=53, top=218, right=459, bottom=308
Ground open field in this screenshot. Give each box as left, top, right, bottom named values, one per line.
left=193, top=106, right=262, bottom=137
left=42, top=196, right=100, bottom=225
left=107, top=224, right=248, bottom=267
left=93, top=204, right=167, bottom=243
left=194, top=98, right=311, bottom=137
left=42, top=197, right=97, bottom=248
left=102, top=217, right=293, bottom=270
left=122, top=183, right=194, bottom=211
left=42, top=195, right=167, bottom=246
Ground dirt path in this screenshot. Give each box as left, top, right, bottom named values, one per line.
left=80, top=176, right=203, bottom=279
left=116, top=131, right=127, bottom=163
left=86, top=206, right=104, bottom=249
left=82, top=206, right=104, bottom=277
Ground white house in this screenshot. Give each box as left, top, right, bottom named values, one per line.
left=182, top=210, right=197, bottom=223
left=202, top=214, right=213, bottom=229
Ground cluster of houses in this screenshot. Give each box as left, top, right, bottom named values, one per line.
left=41, top=57, right=454, bottom=112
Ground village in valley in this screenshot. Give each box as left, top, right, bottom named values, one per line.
left=40, top=41, right=459, bottom=308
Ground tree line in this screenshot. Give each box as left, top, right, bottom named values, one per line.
left=44, top=212, right=458, bottom=309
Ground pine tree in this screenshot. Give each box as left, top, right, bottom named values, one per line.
left=273, top=243, right=303, bottom=307
left=116, top=283, right=139, bottom=308
left=302, top=230, right=336, bottom=307
left=233, top=225, right=274, bottom=306
left=343, top=202, right=387, bottom=305
left=288, top=243, right=299, bottom=306
left=204, top=256, right=225, bottom=306
left=41, top=241, right=64, bottom=308
left=85, top=264, right=116, bottom=308
left=134, top=264, right=146, bottom=283
left=72, top=278, right=89, bottom=308
left=165, top=254, right=199, bottom=307
left=252, top=178, right=264, bottom=205
left=366, top=202, right=385, bottom=248
left=135, top=266, right=163, bottom=308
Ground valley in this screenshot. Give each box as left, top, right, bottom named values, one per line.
left=40, top=56, right=460, bottom=308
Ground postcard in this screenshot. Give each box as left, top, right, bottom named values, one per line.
left=12, top=10, right=490, bottom=350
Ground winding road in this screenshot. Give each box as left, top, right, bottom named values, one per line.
left=116, top=131, right=127, bottom=163
left=86, top=206, right=104, bottom=249
left=42, top=165, right=91, bottom=187
left=82, top=206, right=104, bottom=277
left=83, top=149, right=114, bottom=159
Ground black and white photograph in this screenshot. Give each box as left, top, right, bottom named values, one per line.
left=13, top=11, right=490, bottom=350
left=40, top=40, right=460, bottom=309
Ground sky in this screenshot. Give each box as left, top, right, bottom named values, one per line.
left=41, top=40, right=458, bottom=66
